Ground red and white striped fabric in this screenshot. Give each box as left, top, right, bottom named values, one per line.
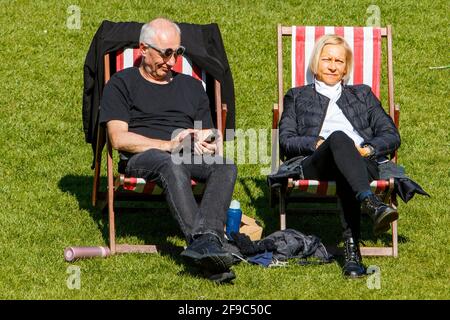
left=115, top=48, right=206, bottom=90
left=291, top=26, right=382, bottom=98
left=290, top=179, right=389, bottom=197
left=116, top=176, right=205, bottom=195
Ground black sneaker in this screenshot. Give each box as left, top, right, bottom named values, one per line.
left=181, top=234, right=234, bottom=274
left=361, top=194, right=398, bottom=236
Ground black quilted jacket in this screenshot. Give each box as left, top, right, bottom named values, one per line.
left=279, top=84, right=400, bottom=162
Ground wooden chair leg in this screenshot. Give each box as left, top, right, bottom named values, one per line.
left=390, top=194, right=398, bottom=257
left=104, top=134, right=158, bottom=256
left=108, top=199, right=116, bottom=255
left=279, top=188, right=286, bottom=230
left=392, top=219, right=398, bottom=257
left=92, top=160, right=101, bottom=207
left=107, top=140, right=116, bottom=255
left=92, top=126, right=105, bottom=207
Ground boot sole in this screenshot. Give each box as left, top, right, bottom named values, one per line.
left=342, top=261, right=366, bottom=279
left=343, top=271, right=367, bottom=279
left=373, top=208, right=398, bottom=236
left=181, top=250, right=234, bottom=274
left=205, top=270, right=236, bottom=283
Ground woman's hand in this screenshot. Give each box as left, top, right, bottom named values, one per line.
left=316, top=137, right=325, bottom=149
left=356, top=144, right=375, bottom=158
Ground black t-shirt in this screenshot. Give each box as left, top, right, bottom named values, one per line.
left=99, top=67, right=213, bottom=141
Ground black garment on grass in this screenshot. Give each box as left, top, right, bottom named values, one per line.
left=226, top=230, right=333, bottom=266
left=264, top=229, right=333, bottom=264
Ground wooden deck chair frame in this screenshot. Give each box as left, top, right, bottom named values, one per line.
left=91, top=50, right=227, bottom=255
left=271, top=25, right=400, bottom=257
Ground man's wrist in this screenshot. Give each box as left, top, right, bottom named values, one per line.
left=166, top=140, right=177, bottom=152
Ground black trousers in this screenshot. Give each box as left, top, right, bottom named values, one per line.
left=125, top=149, right=237, bottom=243
left=301, top=131, right=379, bottom=240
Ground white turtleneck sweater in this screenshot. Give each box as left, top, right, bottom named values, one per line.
left=315, top=79, right=364, bottom=146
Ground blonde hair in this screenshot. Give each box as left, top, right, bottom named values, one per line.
left=308, top=34, right=353, bottom=83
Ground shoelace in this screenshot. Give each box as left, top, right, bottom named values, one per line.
left=368, top=195, right=385, bottom=208
left=269, top=259, right=288, bottom=268
left=344, top=240, right=361, bottom=262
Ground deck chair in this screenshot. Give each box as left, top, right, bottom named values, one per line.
left=271, top=25, right=400, bottom=257
left=92, top=48, right=227, bottom=255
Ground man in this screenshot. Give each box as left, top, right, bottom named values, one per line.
left=99, top=18, right=237, bottom=282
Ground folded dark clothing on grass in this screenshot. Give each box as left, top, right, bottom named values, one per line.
left=227, top=229, right=333, bottom=266
left=378, top=161, right=430, bottom=203
left=230, top=232, right=276, bottom=257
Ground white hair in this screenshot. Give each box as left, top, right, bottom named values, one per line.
left=139, top=18, right=181, bottom=45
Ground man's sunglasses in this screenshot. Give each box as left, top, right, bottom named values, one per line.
left=144, top=43, right=185, bottom=59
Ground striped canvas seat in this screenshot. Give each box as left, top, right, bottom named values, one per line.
left=288, top=179, right=391, bottom=198
left=114, top=48, right=207, bottom=193
left=115, top=175, right=205, bottom=196
left=288, top=26, right=388, bottom=196
left=272, top=25, right=400, bottom=257
left=291, top=26, right=381, bottom=97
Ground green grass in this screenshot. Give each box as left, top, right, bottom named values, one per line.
left=0, top=0, right=448, bottom=299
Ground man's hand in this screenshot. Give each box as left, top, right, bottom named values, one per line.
left=169, top=128, right=196, bottom=153
left=169, top=128, right=221, bottom=155
left=193, top=140, right=217, bottom=155
left=194, top=129, right=216, bottom=143
left=192, top=129, right=219, bottom=155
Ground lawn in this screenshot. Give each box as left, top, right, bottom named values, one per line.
left=0, top=0, right=448, bottom=299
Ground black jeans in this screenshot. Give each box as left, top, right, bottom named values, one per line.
left=125, top=149, right=237, bottom=244
left=301, top=131, right=379, bottom=240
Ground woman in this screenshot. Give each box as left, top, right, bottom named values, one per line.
left=279, top=35, right=400, bottom=278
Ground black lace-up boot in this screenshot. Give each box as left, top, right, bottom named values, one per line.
left=342, top=237, right=366, bottom=278
left=361, top=194, right=398, bottom=236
